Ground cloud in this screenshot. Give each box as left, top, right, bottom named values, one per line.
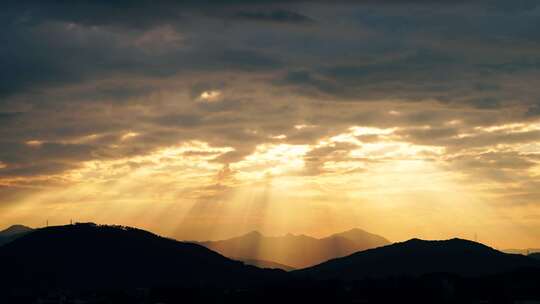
left=1, top=0, right=540, bottom=242
left=302, top=142, right=360, bottom=176
left=233, top=9, right=314, bottom=24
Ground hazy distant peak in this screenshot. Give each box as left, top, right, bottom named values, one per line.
left=283, top=233, right=314, bottom=240
left=331, top=228, right=388, bottom=238
left=340, top=228, right=369, bottom=234
left=201, top=227, right=390, bottom=268
left=244, top=230, right=263, bottom=238
left=325, top=228, right=391, bottom=248
left=238, top=231, right=315, bottom=240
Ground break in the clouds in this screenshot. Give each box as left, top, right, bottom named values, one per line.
left=1, top=0, right=540, bottom=247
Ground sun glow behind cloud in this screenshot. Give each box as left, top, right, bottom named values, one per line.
left=4, top=124, right=535, bottom=247
left=198, top=90, right=223, bottom=102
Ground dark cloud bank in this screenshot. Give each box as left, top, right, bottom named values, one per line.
left=1, top=0, right=540, bottom=208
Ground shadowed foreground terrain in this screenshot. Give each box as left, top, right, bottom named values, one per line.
left=1, top=224, right=539, bottom=304
left=236, top=258, right=296, bottom=271
left=530, top=252, right=540, bottom=260
left=503, top=248, right=540, bottom=255
left=296, top=238, right=540, bottom=279
left=0, top=224, right=285, bottom=291
left=0, top=224, right=33, bottom=246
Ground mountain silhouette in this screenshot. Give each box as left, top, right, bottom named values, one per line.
left=295, top=238, right=540, bottom=280
left=1, top=225, right=539, bottom=303
left=0, top=224, right=33, bottom=237
left=0, top=223, right=285, bottom=290
left=531, top=252, right=540, bottom=260
left=237, top=258, right=295, bottom=271
left=0, top=224, right=33, bottom=246
left=199, top=228, right=389, bottom=269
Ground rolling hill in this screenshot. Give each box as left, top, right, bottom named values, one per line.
left=295, top=238, right=540, bottom=280
left=0, top=224, right=33, bottom=246
left=0, top=223, right=285, bottom=290
left=199, top=228, right=390, bottom=269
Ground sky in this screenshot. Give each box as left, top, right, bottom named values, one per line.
left=1, top=0, right=540, bottom=248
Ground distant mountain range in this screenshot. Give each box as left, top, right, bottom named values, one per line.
left=0, top=224, right=33, bottom=246
left=531, top=253, right=540, bottom=260
left=1, top=223, right=539, bottom=303
left=0, top=223, right=285, bottom=290
left=295, top=238, right=540, bottom=280
left=198, top=228, right=390, bottom=269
